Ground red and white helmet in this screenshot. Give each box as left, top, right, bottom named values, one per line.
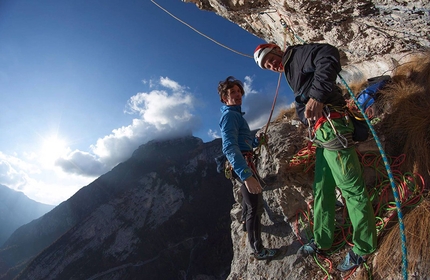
left=254, top=43, right=279, bottom=69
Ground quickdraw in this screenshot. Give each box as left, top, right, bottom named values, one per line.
left=254, top=132, right=270, bottom=157
left=307, top=106, right=351, bottom=150
left=224, top=161, right=233, bottom=179
left=243, top=151, right=266, bottom=188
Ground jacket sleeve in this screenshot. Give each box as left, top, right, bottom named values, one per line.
left=220, top=113, right=253, bottom=181
left=307, top=44, right=341, bottom=104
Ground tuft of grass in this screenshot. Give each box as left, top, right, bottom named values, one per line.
left=372, top=197, right=430, bottom=279
left=274, top=106, right=297, bottom=123
left=378, top=51, right=430, bottom=187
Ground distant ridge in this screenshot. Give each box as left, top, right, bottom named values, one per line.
left=0, top=184, right=55, bottom=246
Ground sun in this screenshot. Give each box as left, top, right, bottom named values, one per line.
left=39, top=135, right=70, bottom=165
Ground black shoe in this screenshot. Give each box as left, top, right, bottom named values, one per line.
left=297, top=239, right=322, bottom=257
left=337, top=250, right=365, bottom=272
left=254, top=248, right=278, bottom=260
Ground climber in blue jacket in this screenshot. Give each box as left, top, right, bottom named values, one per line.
left=218, top=76, right=278, bottom=260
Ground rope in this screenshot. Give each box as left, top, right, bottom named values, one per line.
left=338, top=74, right=409, bottom=280
left=257, top=12, right=291, bottom=152
left=294, top=151, right=424, bottom=279
left=263, top=73, right=283, bottom=136
left=150, top=0, right=253, bottom=58
left=277, top=12, right=306, bottom=44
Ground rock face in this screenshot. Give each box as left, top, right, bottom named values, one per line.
left=0, top=114, right=428, bottom=279
left=178, top=2, right=430, bottom=279
left=0, top=2, right=428, bottom=279
left=184, top=0, right=430, bottom=81
left=0, top=136, right=235, bottom=280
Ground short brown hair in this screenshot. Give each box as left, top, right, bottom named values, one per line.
left=217, top=76, right=245, bottom=103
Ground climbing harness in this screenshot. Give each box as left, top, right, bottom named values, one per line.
left=322, top=109, right=348, bottom=148
left=243, top=151, right=266, bottom=187
left=306, top=106, right=353, bottom=150
left=224, top=151, right=266, bottom=187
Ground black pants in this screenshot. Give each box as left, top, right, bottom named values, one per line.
left=240, top=181, right=264, bottom=253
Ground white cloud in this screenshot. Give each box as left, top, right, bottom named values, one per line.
left=55, top=150, right=106, bottom=176
left=243, top=76, right=258, bottom=95
left=0, top=156, right=28, bottom=190
left=0, top=77, right=202, bottom=205
left=207, top=129, right=220, bottom=139
left=0, top=152, right=92, bottom=205
left=56, top=77, right=201, bottom=176
left=159, top=76, right=186, bottom=92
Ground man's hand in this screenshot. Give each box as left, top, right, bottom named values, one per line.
left=305, top=99, right=324, bottom=121
left=244, top=176, right=262, bottom=194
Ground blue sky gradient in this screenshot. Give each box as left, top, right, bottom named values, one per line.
left=0, top=0, right=293, bottom=204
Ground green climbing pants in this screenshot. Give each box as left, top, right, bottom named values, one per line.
left=313, top=117, right=377, bottom=256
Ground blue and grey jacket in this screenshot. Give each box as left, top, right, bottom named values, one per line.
left=219, top=105, right=258, bottom=181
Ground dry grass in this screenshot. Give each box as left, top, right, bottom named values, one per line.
left=377, top=52, right=430, bottom=187
left=274, top=106, right=297, bottom=123
left=367, top=197, right=430, bottom=279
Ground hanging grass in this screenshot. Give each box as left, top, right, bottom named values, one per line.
left=371, top=197, right=430, bottom=279
left=378, top=52, right=430, bottom=188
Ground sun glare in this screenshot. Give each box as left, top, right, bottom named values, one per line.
left=40, top=136, right=70, bottom=165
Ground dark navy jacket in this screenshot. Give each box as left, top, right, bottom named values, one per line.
left=282, top=43, right=346, bottom=125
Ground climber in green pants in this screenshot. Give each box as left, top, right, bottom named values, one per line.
left=312, top=117, right=377, bottom=257
left=253, top=42, right=377, bottom=271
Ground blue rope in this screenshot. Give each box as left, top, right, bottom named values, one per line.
left=338, top=75, right=408, bottom=280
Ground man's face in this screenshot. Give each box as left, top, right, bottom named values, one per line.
left=262, top=51, right=284, bottom=73
left=223, top=85, right=243, bottom=106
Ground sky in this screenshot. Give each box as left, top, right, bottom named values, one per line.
left=0, top=0, right=293, bottom=205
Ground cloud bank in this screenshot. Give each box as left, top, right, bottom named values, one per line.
left=55, top=77, right=201, bottom=176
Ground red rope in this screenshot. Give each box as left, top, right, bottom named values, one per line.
left=293, top=151, right=426, bottom=279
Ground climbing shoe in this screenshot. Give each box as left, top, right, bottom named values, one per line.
left=297, top=239, right=321, bottom=257
left=253, top=248, right=278, bottom=260
left=337, top=250, right=365, bottom=272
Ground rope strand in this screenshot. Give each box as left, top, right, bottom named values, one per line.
left=151, top=0, right=253, bottom=58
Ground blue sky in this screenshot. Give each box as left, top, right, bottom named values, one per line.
left=0, top=0, right=292, bottom=205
